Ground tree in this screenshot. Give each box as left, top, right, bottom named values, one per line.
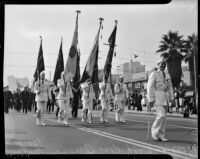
left=156, top=30, right=186, bottom=88
left=183, top=33, right=198, bottom=89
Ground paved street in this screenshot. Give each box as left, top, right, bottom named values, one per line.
left=5, top=108, right=198, bottom=159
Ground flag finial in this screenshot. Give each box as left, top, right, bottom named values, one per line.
left=76, top=10, right=81, bottom=14
left=76, top=10, right=81, bottom=20
left=115, top=20, right=118, bottom=25
left=39, top=36, right=42, bottom=42
left=99, top=18, right=104, bottom=39
left=99, top=17, right=104, bottom=25
left=61, top=36, right=63, bottom=41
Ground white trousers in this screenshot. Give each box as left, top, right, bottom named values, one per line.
left=58, top=98, right=70, bottom=122
left=100, top=100, right=109, bottom=121
left=36, top=101, right=47, bottom=123
left=82, top=99, right=93, bottom=122
left=151, top=105, right=167, bottom=138
left=115, top=101, right=126, bottom=121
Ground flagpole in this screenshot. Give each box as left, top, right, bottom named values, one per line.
left=147, top=102, right=151, bottom=141
left=38, top=35, right=42, bottom=87
left=99, top=17, right=104, bottom=30
left=75, top=9, right=81, bottom=80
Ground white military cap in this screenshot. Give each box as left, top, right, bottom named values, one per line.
left=40, top=71, right=45, bottom=76
left=65, top=72, right=74, bottom=82
left=61, top=71, right=64, bottom=76
left=119, top=75, right=124, bottom=79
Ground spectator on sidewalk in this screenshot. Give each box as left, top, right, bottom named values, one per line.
left=137, top=93, right=143, bottom=111
left=141, top=94, right=147, bottom=111
left=179, top=88, right=185, bottom=114
left=174, top=88, right=180, bottom=114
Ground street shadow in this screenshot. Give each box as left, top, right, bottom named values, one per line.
left=167, top=139, right=198, bottom=145
left=76, top=121, right=131, bottom=129
left=120, top=127, right=148, bottom=131
left=5, top=138, right=32, bottom=143
left=5, top=144, right=22, bottom=150
left=8, top=112, right=29, bottom=115
left=5, top=144, right=45, bottom=151
left=42, top=124, right=71, bottom=127
left=5, top=129, right=27, bottom=134
left=167, top=128, right=197, bottom=133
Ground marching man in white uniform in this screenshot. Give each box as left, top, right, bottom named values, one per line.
left=34, top=71, right=52, bottom=126
left=99, top=77, right=113, bottom=122
left=57, top=72, right=73, bottom=125
left=147, top=57, right=174, bottom=141
left=81, top=79, right=96, bottom=124
left=114, top=76, right=128, bottom=122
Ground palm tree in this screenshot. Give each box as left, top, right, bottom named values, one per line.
left=156, top=30, right=186, bottom=88
left=183, top=33, right=198, bottom=89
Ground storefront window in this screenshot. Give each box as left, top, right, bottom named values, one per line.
left=135, top=82, right=140, bottom=88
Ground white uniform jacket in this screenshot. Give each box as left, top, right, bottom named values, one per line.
left=34, top=80, right=52, bottom=102
left=81, top=82, right=96, bottom=101
left=147, top=70, right=174, bottom=106
left=114, top=83, right=128, bottom=102
left=99, top=82, right=113, bottom=101
left=57, top=79, right=73, bottom=100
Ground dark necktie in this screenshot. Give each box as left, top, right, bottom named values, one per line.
left=162, top=71, right=165, bottom=79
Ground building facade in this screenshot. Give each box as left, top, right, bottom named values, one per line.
left=124, top=66, right=192, bottom=93
left=7, top=75, right=29, bottom=92
left=117, top=60, right=145, bottom=76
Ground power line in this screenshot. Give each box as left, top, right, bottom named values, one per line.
left=4, top=64, right=85, bottom=69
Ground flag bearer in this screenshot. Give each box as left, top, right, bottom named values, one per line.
left=99, top=77, right=113, bottom=122
left=57, top=72, right=73, bottom=125
left=34, top=71, right=52, bottom=126
left=114, top=76, right=128, bottom=122
left=147, top=57, right=174, bottom=141
left=80, top=79, right=96, bottom=124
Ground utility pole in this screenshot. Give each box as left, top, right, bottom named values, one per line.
left=49, top=71, right=51, bottom=81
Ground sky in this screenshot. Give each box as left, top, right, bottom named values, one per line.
left=3, top=0, right=197, bottom=86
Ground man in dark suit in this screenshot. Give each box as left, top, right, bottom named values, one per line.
left=20, top=87, right=29, bottom=114
left=71, top=81, right=81, bottom=118
left=15, top=88, right=22, bottom=112
left=4, top=86, right=13, bottom=114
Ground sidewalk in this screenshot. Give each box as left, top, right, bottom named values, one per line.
left=124, top=107, right=198, bottom=119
